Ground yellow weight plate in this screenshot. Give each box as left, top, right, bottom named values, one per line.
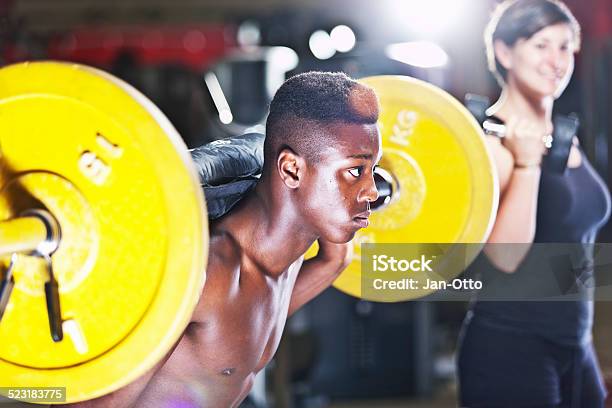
left=329, top=75, right=498, bottom=301
left=0, top=62, right=207, bottom=403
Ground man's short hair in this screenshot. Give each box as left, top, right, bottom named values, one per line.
left=264, top=71, right=379, bottom=166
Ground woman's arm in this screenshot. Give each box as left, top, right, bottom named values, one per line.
left=483, top=118, right=547, bottom=272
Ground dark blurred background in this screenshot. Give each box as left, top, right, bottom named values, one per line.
left=1, top=1, right=611, bottom=407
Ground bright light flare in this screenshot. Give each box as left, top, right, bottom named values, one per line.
left=238, top=21, right=261, bottom=47
left=330, top=25, right=356, bottom=53
left=385, top=41, right=449, bottom=68
left=387, top=0, right=466, bottom=36
left=309, top=30, right=336, bottom=60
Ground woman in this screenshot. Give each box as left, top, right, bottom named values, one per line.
left=457, top=0, right=610, bottom=406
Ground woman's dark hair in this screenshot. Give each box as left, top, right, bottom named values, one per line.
left=484, top=0, right=581, bottom=86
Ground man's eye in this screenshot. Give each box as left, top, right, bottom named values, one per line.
left=348, top=167, right=363, bottom=177
left=535, top=43, right=546, bottom=50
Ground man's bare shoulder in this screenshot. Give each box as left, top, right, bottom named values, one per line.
left=209, top=221, right=243, bottom=267
left=191, top=220, right=247, bottom=319
left=204, top=220, right=247, bottom=288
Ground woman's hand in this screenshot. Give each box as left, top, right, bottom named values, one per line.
left=502, top=117, right=550, bottom=168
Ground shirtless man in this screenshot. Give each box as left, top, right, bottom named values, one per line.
left=66, top=72, right=381, bottom=407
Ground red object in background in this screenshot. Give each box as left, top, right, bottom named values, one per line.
left=542, top=0, right=612, bottom=40
left=46, top=24, right=236, bottom=70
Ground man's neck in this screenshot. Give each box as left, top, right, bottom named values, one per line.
left=220, top=180, right=318, bottom=278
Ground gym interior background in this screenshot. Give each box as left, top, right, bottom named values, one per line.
left=1, top=0, right=611, bottom=407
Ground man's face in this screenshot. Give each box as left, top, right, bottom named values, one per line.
left=299, top=122, right=382, bottom=243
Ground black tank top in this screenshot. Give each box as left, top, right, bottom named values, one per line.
left=470, top=132, right=610, bottom=346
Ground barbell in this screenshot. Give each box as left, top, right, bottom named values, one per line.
left=0, top=62, right=207, bottom=404
left=0, top=62, right=496, bottom=403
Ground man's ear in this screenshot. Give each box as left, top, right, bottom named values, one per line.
left=277, top=148, right=305, bottom=189
left=494, top=39, right=513, bottom=71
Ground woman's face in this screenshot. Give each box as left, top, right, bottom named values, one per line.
left=503, top=23, right=576, bottom=99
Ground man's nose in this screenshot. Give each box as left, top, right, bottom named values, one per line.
left=359, top=174, right=379, bottom=203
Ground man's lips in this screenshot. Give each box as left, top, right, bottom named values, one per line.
left=353, top=211, right=372, bottom=227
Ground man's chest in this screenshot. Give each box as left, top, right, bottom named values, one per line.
left=184, top=274, right=297, bottom=376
